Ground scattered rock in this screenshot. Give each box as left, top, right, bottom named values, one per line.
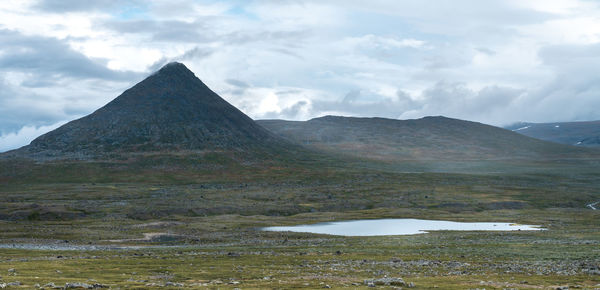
left=43, top=282, right=62, bottom=289
left=324, top=284, right=331, bottom=288
left=556, top=287, right=569, bottom=290
left=364, top=277, right=406, bottom=286
left=0, top=281, right=21, bottom=288
left=408, top=281, right=416, bottom=288
left=165, top=282, right=184, bottom=287
left=66, top=282, right=93, bottom=289
left=64, top=282, right=106, bottom=289
left=148, top=273, right=174, bottom=280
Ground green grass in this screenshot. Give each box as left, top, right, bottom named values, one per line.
left=0, top=154, right=599, bottom=288
left=0, top=209, right=598, bottom=289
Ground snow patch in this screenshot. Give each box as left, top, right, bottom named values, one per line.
left=513, top=126, right=531, bottom=131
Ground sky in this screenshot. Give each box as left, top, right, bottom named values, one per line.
left=1, top=0, right=600, bottom=152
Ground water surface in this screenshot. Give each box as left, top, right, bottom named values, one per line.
left=263, top=219, right=543, bottom=236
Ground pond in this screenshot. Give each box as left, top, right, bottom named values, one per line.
left=262, top=218, right=543, bottom=236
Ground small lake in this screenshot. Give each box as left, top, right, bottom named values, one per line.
left=262, top=219, right=544, bottom=236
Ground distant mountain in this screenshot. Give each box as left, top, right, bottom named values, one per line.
left=4, top=62, right=288, bottom=159
left=258, top=116, right=595, bottom=161
left=506, top=121, right=600, bottom=147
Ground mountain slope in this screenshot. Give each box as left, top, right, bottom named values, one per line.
left=258, top=116, right=596, bottom=161
left=506, top=121, right=600, bottom=147
left=6, top=62, right=288, bottom=159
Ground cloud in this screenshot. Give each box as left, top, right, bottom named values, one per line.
left=31, top=0, right=144, bottom=13
left=262, top=100, right=310, bottom=120
left=226, top=79, right=250, bottom=88
left=148, top=46, right=215, bottom=71
left=348, top=34, right=426, bottom=49
left=1, top=0, right=600, bottom=132
left=0, top=78, right=65, bottom=132
left=103, top=19, right=211, bottom=42
left=306, top=89, right=416, bottom=120
left=0, top=29, right=142, bottom=134
left=269, top=83, right=525, bottom=125
left=0, top=29, right=142, bottom=81
left=0, top=121, right=67, bottom=153
left=400, top=82, right=524, bottom=124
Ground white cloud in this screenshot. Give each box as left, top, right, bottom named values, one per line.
left=0, top=121, right=67, bottom=152
left=347, top=34, right=426, bottom=49
left=1, top=0, right=600, bottom=131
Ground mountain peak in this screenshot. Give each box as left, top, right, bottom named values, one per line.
left=9, top=62, right=285, bottom=158
left=156, top=62, right=192, bottom=75
left=146, top=62, right=199, bottom=85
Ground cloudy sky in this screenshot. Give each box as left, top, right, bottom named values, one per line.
left=1, top=0, right=600, bottom=151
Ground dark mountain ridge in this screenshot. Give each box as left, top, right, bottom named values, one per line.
left=4, top=62, right=287, bottom=159
left=258, top=115, right=597, bottom=161
left=506, top=120, right=600, bottom=147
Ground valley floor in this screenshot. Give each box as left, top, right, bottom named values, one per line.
left=0, top=209, right=599, bottom=289
left=0, top=158, right=599, bottom=288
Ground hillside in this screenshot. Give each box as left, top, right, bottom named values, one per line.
left=3, top=62, right=290, bottom=160
left=506, top=120, right=600, bottom=147
left=258, top=116, right=596, bottom=161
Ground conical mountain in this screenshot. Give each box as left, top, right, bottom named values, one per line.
left=12, top=62, right=286, bottom=157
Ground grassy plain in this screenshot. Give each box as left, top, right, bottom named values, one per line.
left=0, top=153, right=599, bottom=288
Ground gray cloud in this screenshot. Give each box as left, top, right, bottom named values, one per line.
left=0, top=29, right=141, bottom=81
left=103, top=17, right=310, bottom=47
left=223, top=30, right=310, bottom=45
left=304, top=83, right=524, bottom=125
left=2, top=0, right=600, bottom=153
left=226, top=79, right=250, bottom=88
left=223, top=79, right=251, bottom=96
left=0, top=79, right=67, bottom=133
left=32, top=0, right=143, bottom=13
left=310, top=89, right=416, bottom=119
left=0, top=120, right=66, bottom=152
left=415, top=82, right=523, bottom=121
left=476, top=47, right=496, bottom=56
left=539, top=43, right=600, bottom=69
left=148, top=47, right=215, bottom=71
left=0, top=29, right=144, bottom=139
left=520, top=43, right=600, bottom=123
left=103, top=19, right=211, bottom=42
left=262, top=100, right=309, bottom=120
